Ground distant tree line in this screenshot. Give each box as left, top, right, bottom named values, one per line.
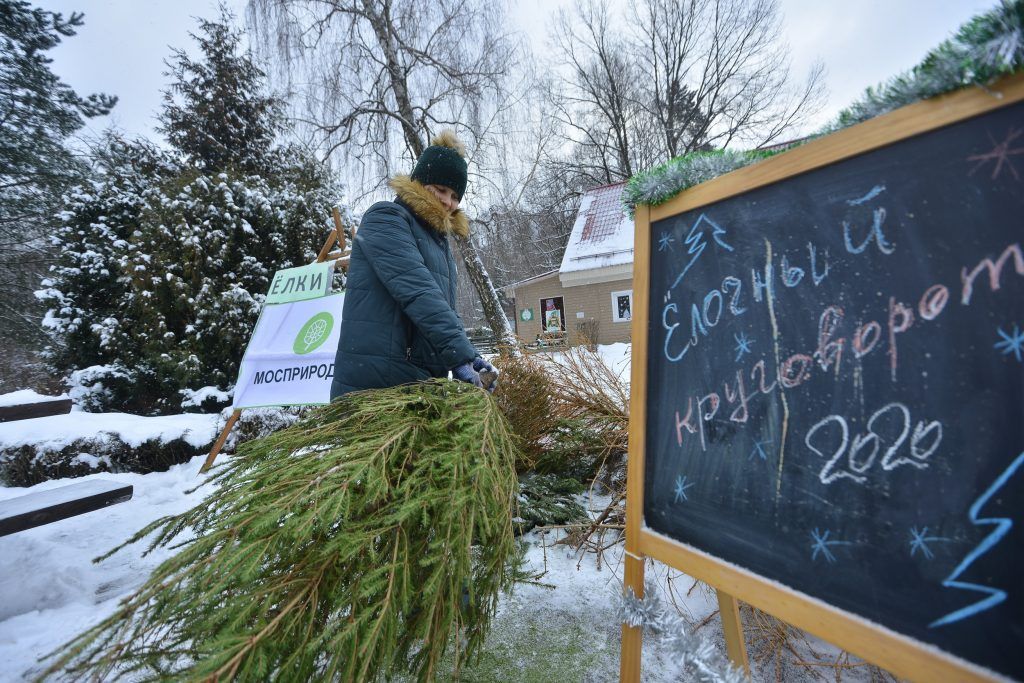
left=246, top=0, right=823, bottom=328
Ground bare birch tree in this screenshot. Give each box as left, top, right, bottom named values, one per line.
left=549, top=0, right=825, bottom=184
left=246, top=0, right=521, bottom=349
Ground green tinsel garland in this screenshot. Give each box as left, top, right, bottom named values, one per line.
left=624, top=0, right=1024, bottom=210
left=39, top=379, right=520, bottom=682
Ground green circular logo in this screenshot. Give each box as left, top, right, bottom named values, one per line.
left=520, top=308, right=533, bottom=322
left=294, top=312, right=334, bottom=355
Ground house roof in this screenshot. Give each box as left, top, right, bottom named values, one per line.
left=559, top=181, right=634, bottom=280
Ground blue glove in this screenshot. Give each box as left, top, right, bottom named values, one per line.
left=451, top=361, right=483, bottom=388
left=472, top=357, right=498, bottom=393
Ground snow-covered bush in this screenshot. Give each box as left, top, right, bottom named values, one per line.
left=65, top=364, right=135, bottom=413
left=221, top=406, right=305, bottom=454
left=0, top=434, right=211, bottom=487
left=39, top=15, right=343, bottom=414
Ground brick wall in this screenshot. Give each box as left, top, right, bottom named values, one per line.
left=512, top=273, right=634, bottom=346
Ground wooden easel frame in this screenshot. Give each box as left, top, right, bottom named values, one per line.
left=199, top=206, right=353, bottom=474
left=620, top=73, right=1024, bottom=682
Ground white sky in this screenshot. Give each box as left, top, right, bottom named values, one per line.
left=39, top=0, right=996, bottom=143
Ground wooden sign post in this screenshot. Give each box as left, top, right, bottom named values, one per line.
left=622, top=74, right=1024, bottom=682
left=199, top=206, right=353, bottom=473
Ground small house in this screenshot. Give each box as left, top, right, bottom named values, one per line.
left=505, top=181, right=634, bottom=347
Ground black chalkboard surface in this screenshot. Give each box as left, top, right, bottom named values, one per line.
left=643, top=99, right=1024, bottom=679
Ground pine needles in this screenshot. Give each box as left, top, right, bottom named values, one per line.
left=38, top=379, right=520, bottom=682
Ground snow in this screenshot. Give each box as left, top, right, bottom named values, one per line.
left=0, top=479, right=128, bottom=519
left=0, top=461, right=211, bottom=680
left=0, top=411, right=219, bottom=452
left=180, top=385, right=231, bottom=408
left=0, top=391, right=68, bottom=408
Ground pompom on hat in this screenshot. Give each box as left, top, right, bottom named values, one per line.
left=411, top=130, right=468, bottom=200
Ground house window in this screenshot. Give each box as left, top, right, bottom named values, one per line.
left=611, top=290, right=633, bottom=322
left=539, top=296, right=565, bottom=332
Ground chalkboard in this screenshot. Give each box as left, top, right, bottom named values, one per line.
left=642, top=98, right=1024, bottom=679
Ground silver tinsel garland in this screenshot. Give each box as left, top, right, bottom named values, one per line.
left=618, top=581, right=747, bottom=683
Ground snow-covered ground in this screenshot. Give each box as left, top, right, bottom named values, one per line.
left=0, top=458, right=212, bottom=681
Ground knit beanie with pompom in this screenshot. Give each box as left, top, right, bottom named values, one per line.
left=410, top=130, right=468, bottom=200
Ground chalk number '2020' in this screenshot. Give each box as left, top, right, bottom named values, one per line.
left=806, top=403, right=943, bottom=485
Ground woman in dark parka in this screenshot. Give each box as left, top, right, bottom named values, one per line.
left=330, top=131, right=493, bottom=399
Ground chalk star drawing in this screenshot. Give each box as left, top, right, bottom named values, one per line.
left=909, top=526, right=949, bottom=560
left=810, top=528, right=852, bottom=563
left=931, top=451, right=1024, bottom=628
left=994, top=324, right=1024, bottom=362
left=733, top=331, right=754, bottom=362
left=658, top=231, right=675, bottom=252
left=748, top=439, right=769, bottom=462
left=673, top=475, right=695, bottom=503
left=967, top=127, right=1024, bottom=181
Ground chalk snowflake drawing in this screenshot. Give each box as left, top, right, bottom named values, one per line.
left=994, top=324, right=1024, bottom=362
left=809, top=528, right=851, bottom=563
left=967, top=127, right=1024, bottom=181
left=673, top=475, right=695, bottom=503
left=909, top=526, right=948, bottom=560
left=748, top=439, right=769, bottom=462
left=658, top=231, right=674, bottom=252
left=733, top=331, right=754, bottom=361
left=931, top=451, right=1024, bottom=628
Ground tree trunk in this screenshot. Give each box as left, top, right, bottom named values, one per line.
left=360, top=0, right=519, bottom=356
left=452, top=233, right=520, bottom=356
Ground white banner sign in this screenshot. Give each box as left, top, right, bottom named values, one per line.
left=233, top=293, right=345, bottom=409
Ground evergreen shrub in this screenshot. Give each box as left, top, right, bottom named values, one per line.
left=0, top=435, right=210, bottom=487
left=515, top=473, right=588, bottom=534
left=38, top=15, right=342, bottom=415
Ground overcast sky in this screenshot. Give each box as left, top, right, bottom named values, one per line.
left=38, top=0, right=995, bottom=143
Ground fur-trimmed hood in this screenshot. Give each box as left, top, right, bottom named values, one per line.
left=388, top=175, right=469, bottom=238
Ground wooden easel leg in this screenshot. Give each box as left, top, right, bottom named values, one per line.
left=199, top=409, right=241, bottom=474
left=717, top=590, right=750, bottom=678
left=620, top=551, right=645, bottom=682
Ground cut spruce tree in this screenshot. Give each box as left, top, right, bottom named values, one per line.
left=39, top=380, right=520, bottom=682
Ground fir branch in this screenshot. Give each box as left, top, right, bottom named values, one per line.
left=39, top=379, right=520, bottom=682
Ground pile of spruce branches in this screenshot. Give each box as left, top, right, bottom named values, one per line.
left=40, top=379, right=519, bottom=682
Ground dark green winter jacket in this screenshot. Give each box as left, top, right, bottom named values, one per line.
left=330, top=176, right=478, bottom=398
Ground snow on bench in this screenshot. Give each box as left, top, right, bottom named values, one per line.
left=0, top=390, right=72, bottom=423
left=0, top=479, right=133, bottom=537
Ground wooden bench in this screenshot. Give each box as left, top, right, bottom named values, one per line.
left=0, top=398, right=72, bottom=423
left=0, top=479, right=134, bottom=537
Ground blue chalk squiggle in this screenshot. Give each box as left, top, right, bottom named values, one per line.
left=930, top=451, right=1024, bottom=628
